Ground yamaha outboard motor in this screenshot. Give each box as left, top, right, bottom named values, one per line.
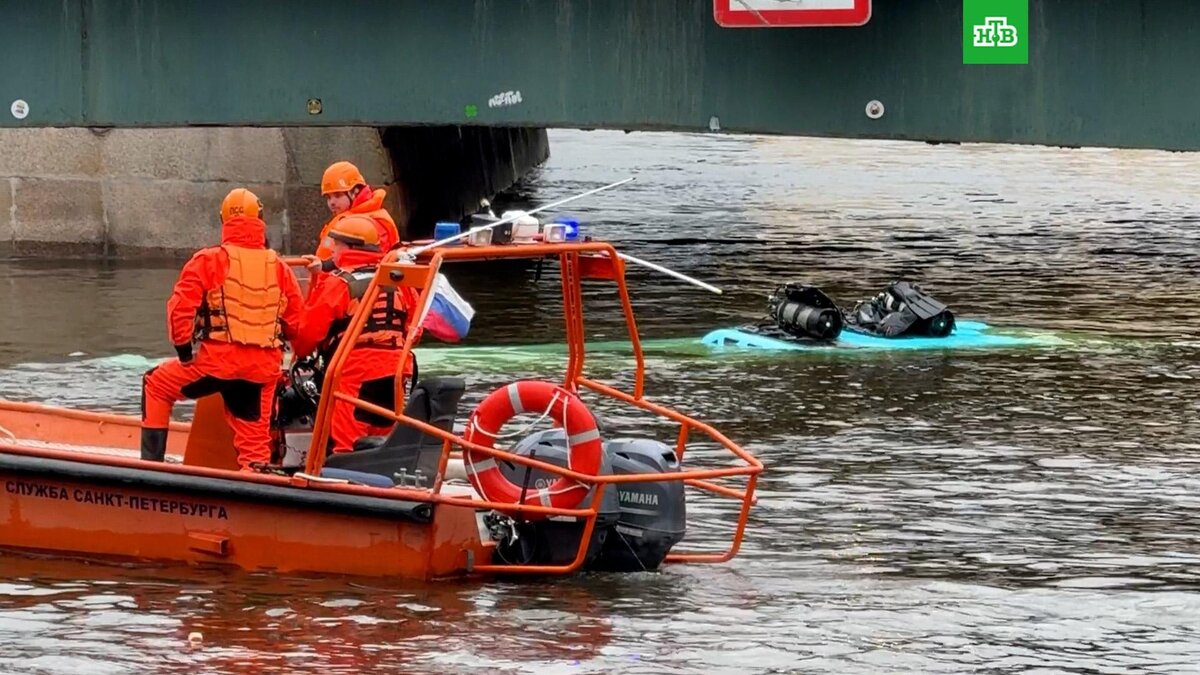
left=845, top=281, right=956, bottom=338
left=490, top=429, right=620, bottom=568
left=488, top=429, right=687, bottom=572
left=767, top=283, right=843, bottom=341
left=592, top=438, right=686, bottom=573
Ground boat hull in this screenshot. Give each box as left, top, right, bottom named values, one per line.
left=0, top=453, right=487, bottom=579
left=0, top=401, right=489, bottom=580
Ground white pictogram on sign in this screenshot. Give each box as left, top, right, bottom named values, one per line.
left=973, top=17, right=1018, bottom=47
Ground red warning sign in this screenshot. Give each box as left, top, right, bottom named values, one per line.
left=714, top=0, right=872, bottom=28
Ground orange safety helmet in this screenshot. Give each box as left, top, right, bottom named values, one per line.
left=220, top=188, right=263, bottom=222
left=326, top=214, right=381, bottom=251
left=321, top=161, right=367, bottom=196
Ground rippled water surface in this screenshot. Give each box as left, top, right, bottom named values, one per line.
left=2, top=130, right=1200, bottom=673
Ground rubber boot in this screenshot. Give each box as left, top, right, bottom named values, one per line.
left=140, top=428, right=168, bottom=462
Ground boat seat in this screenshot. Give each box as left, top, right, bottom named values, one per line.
left=319, top=468, right=397, bottom=489
left=321, top=376, right=466, bottom=487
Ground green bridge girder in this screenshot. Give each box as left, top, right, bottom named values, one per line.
left=2, top=0, right=1197, bottom=150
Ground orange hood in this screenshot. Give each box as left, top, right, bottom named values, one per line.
left=221, top=215, right=268, bottom=248
left=349, top=186, right=387, bottom=215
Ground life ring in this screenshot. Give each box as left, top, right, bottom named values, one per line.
left=463, top=380, right=603, bottom=516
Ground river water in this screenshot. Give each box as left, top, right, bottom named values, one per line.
left=2, top=129, right=1200, bottom=673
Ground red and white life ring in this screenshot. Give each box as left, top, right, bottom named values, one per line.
left=463, top=380, right=603, bottom=515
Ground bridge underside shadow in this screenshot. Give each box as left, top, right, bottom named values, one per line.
left=2, top=0, right=1197, bottom=151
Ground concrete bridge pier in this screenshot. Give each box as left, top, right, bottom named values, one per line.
left=0, top=125, right=549, bottom=258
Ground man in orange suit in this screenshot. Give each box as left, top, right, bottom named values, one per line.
left=292, top=215, right=420, bottom=454
left=313, top=160, right=401, bottom=262
left=140, top=188, right=305, bottom=471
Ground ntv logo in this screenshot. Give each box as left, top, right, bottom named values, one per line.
left=973, top=17, right=1018, bottom=48
left=963, top=0, right=1028, bottom=64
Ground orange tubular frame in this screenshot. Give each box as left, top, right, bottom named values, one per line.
left=297, top=241, right=763, bottom=574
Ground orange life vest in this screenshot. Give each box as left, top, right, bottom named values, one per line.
left=318, top=266, right=409, bottom=359
left=315, top=188, right=400, bottom=259
left=195, top=246, right=287, bottom=348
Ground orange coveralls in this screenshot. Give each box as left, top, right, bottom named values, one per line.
left=291, top=248, right=421, bottom=454
left=141, top=215, right=304, bottom=470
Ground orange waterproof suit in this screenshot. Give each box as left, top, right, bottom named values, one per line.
left=314, top=186, right=400, bottom=261
left=141, top=215, right=305, bottom=470
left=291, top=248, right=421, bottom=454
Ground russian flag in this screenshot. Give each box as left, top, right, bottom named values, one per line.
left=419, top=273, right=475, bottom=343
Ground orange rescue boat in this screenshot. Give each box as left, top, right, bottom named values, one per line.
left=0, top=238, right=763, bottom=580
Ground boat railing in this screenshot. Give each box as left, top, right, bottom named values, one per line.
left=286, top=241, right=763, bottom=574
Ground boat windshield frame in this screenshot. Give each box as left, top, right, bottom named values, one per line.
left=288, top=240, right=764, bottom=574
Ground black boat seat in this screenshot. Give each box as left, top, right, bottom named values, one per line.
left=321, top=376, right=466, bottom=487
left=320, top=467, right=396, bottom=488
